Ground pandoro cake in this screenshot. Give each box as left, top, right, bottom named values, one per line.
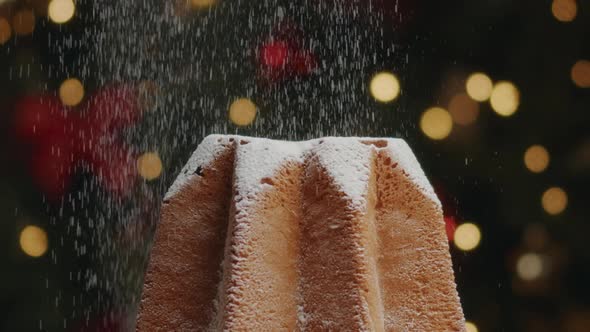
left=137, top=135, right=465, bottom=331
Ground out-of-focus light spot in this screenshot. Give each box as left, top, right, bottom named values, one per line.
left=137, top=152, right=163, bottom=181
left=490, top=81, right=519, bottom=117
left=542, top=187, right=568, bottom=215
left=229, top=98, right=257, bottom=126
left=552, top=0, right=577, bottom=22
left=48, top=0, right=76, bottom=24
left=19, top=225, right=48, bottom=258
left=12, top=10, right=35, bottom=36
left=465, top=72, right=493, bottom=102
left=517, top=253, right=544, bottom=281
left=524, top=145, right=550, bottom=173
left=571, top=60, right=590, bottom=88
left=448, top=93, right=479, bottom=125
left=0, top=17, right=11, bottom=44
left=465, top=321, right=479, bottom=332
left=191, top=0, right=217, bottom=9
left=420, top=107, right=453, bottom=140
left=454, top=222, right=481, bottom=251
left=59, top=78, right=84, bottom=106
left=369, top=71, right=400, bottom=103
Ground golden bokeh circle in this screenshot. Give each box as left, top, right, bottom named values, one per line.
left=516, top=253, right=543, bottom=281
left=137, top=152, right=163, bottom=181
left=369, top=71, right=400, bottom=103
left=571, top=60, right=590, bottom=88
left=551, top=0, right=577, bottom=22
left=454, top=223, right=481, bottom=251
left=12, top=10, right=35, bottom=36
left=48, top=0, right=76, bottom=24
left=20, top=225, right=48, bottom=258
left=465, top=72, right=493, bottom=102
left=490, top=81, right=520, bottom=117
left=448, top=93, right=480, bottom=125
left=524, top=145, right=550, bottom=173
left=541, top=187, right=568, bottom=215
left=59, top=78, right=85, bottom=107
left=229, top=98, right=257, bottom=126
left=420, top=107, right=453, bottom=140
left=0, top=17, right=12, bottom=44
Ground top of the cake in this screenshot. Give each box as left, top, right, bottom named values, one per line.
left=164, top=135, right=440, bottom=208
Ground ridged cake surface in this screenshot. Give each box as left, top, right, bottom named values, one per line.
left=137, top=135, right=465, bottom=331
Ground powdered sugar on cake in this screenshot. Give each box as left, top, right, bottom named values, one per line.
left=164, top=135, right=440, bottom=208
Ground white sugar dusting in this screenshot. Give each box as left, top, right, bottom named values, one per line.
left=164, top=135, right=440, bottom=208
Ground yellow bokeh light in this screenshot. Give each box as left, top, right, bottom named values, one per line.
left=369, top=71, right=400, bottom=103
left=542, top=187, right=568, bottom=215
left=465, top=72, right=493, bottom=102
left=490, top=81, right=519, bottom=117
left=191, top=0, right=217, bottom=9
left=524, top=145, right=550, bottom=173
left=12, top=10, right=35, bottom=36
left=551, top=0, right=577, bottom=22
left=571, top=60, right=590, bottom=88
left=420, top=107, right=453, bottom=140
left=516, top=253, right=543, bottom=281
left=448, top=93, right=480, bottom=125
left=229, top=98, right=257, bottom=126
left=137, top=152, right=163, bottom=181
left=48, top=0, right=76, bottom=24
left=20, top=225, right=48, bottom=258
left=0, top=17, right=11, bottom=44
left=465, top=321, right=479, bottom=332
left=59, top=78, right=85, bottom=107
left=454, top=222, right=481, bottom=251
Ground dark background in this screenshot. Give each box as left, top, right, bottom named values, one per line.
left=1, top=0, right=589, bottom=331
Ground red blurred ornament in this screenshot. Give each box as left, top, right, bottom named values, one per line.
left=434, top=183, right=459, bottom=242
left=13, top=85, right=142, bottom=201
left=258, top=21, right=318, bottom=83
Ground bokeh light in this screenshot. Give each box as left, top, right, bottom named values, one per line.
left=465, top=72, right=493, bottom=102
left=571, top=60, right=590, bottom=88
left=369, top=71, right=400, bottom=103
left=454, top=222, right=481, bottom=251
left=490, top=81, right=520, bottom=117
left=137, top=152, right=163, bottom=181
left=465, top=321, right=479, bottom=332
left=229, top=98, right=257, bottom=126
left=524, top=145, right=550, bottom=173
left=542, top=187, right=568, bottom=215
left=48, top=0, right=76, bottom=24
left=59, top=78, right=85, bottom=107
left=191, top=0, right=218, bottom=9
left=19, top=225, right=48, bottom=258
left=12, top=10, right=35, bottom=36
left=551, top=0, right=577, bottom=22
left=0, top=17, right=11, bottom=44
left=448, top=93, right=479, bottom=125
left=516, top=253, right=543, bottom=281
left=420, top=107, right=453, bottom=140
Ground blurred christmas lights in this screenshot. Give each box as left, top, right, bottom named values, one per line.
left=48, top=0, right=76, bottom=24
left=571, top=60, right=590, bottom=88
left=465, top=321, right=479, bottom=332
left=490, top=81, right=519, bottom=117
left=542, top=187, right=568, bottom=215
left=448, top=93, right=479, bottom=125
left=516, top=253, right=543, bottom=281
left=12, top=9, right=35, bottom=36
left=524, top=145, right=550, bottom=173
left=420, top=107, right=453, bottom=140
left=19, top=225, right=48, bottom=258
left=454, top=222, right=481, bottom=251
left=59, top=78, right=85, bottom=107
left=229, top=98, right=257, bottom=126
left=0, top=17, right=11, bottom=44
left=465, top=72, right=492, bottom=102
left=369, top=71, right=400, bottom=103
left=137, top=152, right=163, bottom=181
left=551, top=0, right=577, bottom=23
